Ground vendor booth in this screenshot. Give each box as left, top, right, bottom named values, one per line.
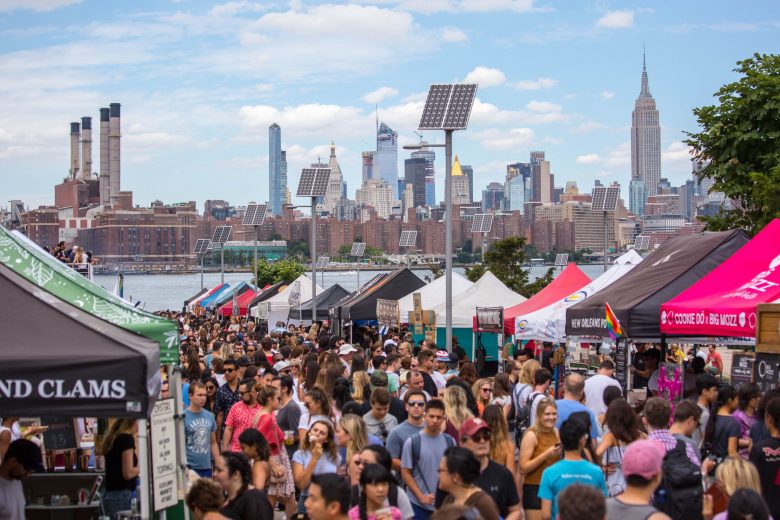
left=504, top=262, right=591, bottom=336
left=252, top=275, right=322, bottom=326
left=197, top=283, right=233, bottom=310
left=431, top=271, right=526, bottom=359
left=397, top=272, right=473, bottom=318
left=246, top=280, right=288, bottom=315
left=182, top=287, right=207, bottom=312
left=661, top=219, right=780, bottom=339
left=514, top=250, right=643, bottom=343
left=219, top=287, right=261, bottom=317
left=211, top=281, right=255, bottom=309
left=186, top=283, right=225, bottom=312
left=292, top=283, right=350, bottom=322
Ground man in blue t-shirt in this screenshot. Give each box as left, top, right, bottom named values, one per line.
left=539, top=417, right=607, bottom=520
left=387, top=389, right=426, bottom=472
left=184, top=382, right=220, bottom=477
left=556, top=373, right=600, bottom=439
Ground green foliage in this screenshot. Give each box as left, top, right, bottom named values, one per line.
left=685, top=53, right=780, bottom=235
left=287, top=239, right=310, bottom=259
left=254, top=257, right=306, bottom=287
left=464, top=236, right=551, bottom=297
left=429, top=265, right=443, bottom=279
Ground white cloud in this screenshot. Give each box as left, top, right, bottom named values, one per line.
left=576, top=154, right=600, bottom=165
left=526, top=100, right=562, bottom=113
left=596, top=10, right=634, bottom=29
left=359, top=0, right=550, bottom=13
left=474, top=127, right=535, bottom=151
left=513, top=77, right=558, bottom=90
left=463, top=66, right=507, bottom=88
left=208, top=1, right=265, bottom=16
left=441, top=27, right=468, bottom=42
left=570, top=122, right=605, bottom=134
left=662, top=141, right=693, bottom=170
left=363, top=87, right=399, bottom=104
left=238, top=103, right=369, bottom=139
left=600, top=90, right=615, bottom=100
left=605, top=142, right=630, bottom=168
left=0, top=0, right=80, bottom=12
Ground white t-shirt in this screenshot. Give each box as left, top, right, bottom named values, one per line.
left=0, top=477, right=24, bottom=520
left=648, top=369, right=660, bottom=394
left=431, top=371, right=447, bottom=391
left=583, top=374, right=622, bottom=416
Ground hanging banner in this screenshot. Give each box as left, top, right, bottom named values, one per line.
left=376, top=299, right=400, bottom=328
left=288, top=281, right=301, bottom=308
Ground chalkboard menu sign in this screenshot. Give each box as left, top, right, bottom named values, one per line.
left=40, top=417, right=78, bottom=450
left=754, top=353, right=780, bottom=395
left=730, top=353, right=755, bottom=389
left=614, top=340, right=628, bottom=393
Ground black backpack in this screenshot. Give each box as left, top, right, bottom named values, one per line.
left=510, top=386, right=541, bottom=447
left=653, top=439, right=703, bottom=520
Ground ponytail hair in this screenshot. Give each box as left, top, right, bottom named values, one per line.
left=704, top=385, right=736, bottom=447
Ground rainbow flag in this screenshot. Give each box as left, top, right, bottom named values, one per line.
left=605, top=302, right=623, bottom=340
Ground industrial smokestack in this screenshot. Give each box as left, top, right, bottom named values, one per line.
left=69, top=122, right=80, bottom=181
left=80, top=116, right=92, bottom=181
left=99, top=108, right=110, bottom=205
left=108, top=103, right=121, bottom=205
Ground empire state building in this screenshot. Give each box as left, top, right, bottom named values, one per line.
left=629, top=54, right=661, bottom=216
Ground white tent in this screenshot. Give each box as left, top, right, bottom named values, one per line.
left=250, top=275, right=323, bottom=325
left=514, top=249, right=644, bottom=342
left=398, top=272, right=474, bottom=319
left=432, top=271, right=526, bottom=329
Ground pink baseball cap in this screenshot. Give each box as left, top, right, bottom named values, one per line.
left=622, top=440, right=666, bottom=479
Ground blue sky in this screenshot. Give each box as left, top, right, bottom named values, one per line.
left=1, top=0, right=779, bottom=211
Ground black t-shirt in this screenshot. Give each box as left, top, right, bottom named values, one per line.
left=631, top=353, right=648, bottom=389
left=475, top=460, right=520, bottom=518
left=421, top=372, right=438, bottom=399
left=105, top=433, right=138, bottom=491
left=221, top=488, right=274, bottom=520
left=749, top=436, right=780, bottom=520
left=711, top=415, right=741, bottom=458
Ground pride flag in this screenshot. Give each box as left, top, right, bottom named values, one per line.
left=605, top=302, right=623, bottom=340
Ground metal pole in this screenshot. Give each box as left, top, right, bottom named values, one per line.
left=311, top=197, right=317, bottom=324
left=603, top=210, right=608, bottom=272
left=254, top=226, right=259, bottom=287
left=357, top=258, right=360, bottom=289
left=445, top=129, right=453, bottom=352
left=200, top=255, right=203, bottom=290
left=220, top=246, right=225, bottom=284
left=137, top=418, right=150, bottom=520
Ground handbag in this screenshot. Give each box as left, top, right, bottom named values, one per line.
left=253, top=412, right=288, bottom=485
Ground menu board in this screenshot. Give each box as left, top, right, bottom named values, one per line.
left=40, top=417, right=78, bottom=450
left=730, top=353, right=755, bottom=389
left=754, top=353, right=780, bottom=394
left=614, top=340, right=628, bottom=393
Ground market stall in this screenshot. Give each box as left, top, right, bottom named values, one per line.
left=218, top=288, right=261, bottom=317
left=246, top=281, right=289, bottom=315
left=254, top=275, right=323, bottom=326
left=291, top=283, right=350, bottom=322
left=397, top=271, right=473, bottom=319
left=197, top=283, right=233, bottom=310
left=186, top=283, right=225, bottom=312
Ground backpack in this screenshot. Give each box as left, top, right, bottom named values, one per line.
left=409, top=432, right=456, bottom=494
left=653, top=439, right=703, bottom=520
left=512, top=387, right=542, bottom=447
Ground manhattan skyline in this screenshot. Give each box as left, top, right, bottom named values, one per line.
left=1, top=1, right=778, bottom=210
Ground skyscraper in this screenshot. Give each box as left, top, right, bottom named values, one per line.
left=530, top=151, right=551, bottom=203
left=323, top=141, right=345, bottom=214
left=451, top=155, right=470, bottom=206
left=269, top=123, right=284, bottom=215
left=376, top=122, right=399, bottom=199
left=630, top=53, right=661, bottom=215
left=411, top=144, right=435, bottom=206
left=461, top=164, right=474, bottom=204
left=404, top=157, right=428, bottom=208
left=362, top=151, right=375, bottom=182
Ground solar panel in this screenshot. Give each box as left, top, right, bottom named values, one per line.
left=419, top=83, right=478, bottom=131
left=242, top=203, right=268, bottom=226
left=194, top=239, right=211, bottom=254
left=311, top=168, right=331, bottom=197
left=471, top=213, right=494, bottom=234
left=399, top=230, right=418, bottom=247
left=591, top=186, right=620, bottom=212
left=635, top=235, right=650, bottom=250
left=350, top=242, right=367, bottom=257
left=419, top=84, right=452, bottom=130
left=211, top=225, right=232, bottom=244
left=554, top=253, right=569, bottom=266
left=297, top=168, right=317, bottom=197
left=317, top=256, right=330, bottom=268
left=443, top=84, right=478, bottom=130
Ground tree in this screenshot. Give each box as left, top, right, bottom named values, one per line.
left=254, top=257, right=306, bottom=287
left=465, top=236, right=554, bottom=297
left=685, top=53, right=780, bottom=235
left=287, top=239, right=310, bottom=260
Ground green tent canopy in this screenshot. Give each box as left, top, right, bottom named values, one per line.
left=0, top=227, right=179, bottom=364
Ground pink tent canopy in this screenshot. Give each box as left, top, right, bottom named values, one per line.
left=499, top=263, right=591, bottom=335
left=220, top=289, right=261, bottom=317
left=661, top=219, right=780, bottom=338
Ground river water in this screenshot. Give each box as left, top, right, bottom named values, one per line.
left=93, top=264, right=609, bottom=312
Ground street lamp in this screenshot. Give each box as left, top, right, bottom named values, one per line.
left=404, top=83, right=477, bottom=352
left=210, top=225, right=232, bottom=284
left=242, top=203, right=268, bottom=288
left=193, top=239, right=211, bottom=290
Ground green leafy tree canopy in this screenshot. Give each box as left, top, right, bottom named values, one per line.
left=254, top=257, right=305, bottom=287
left=464, top=236, right=554, bottom=297
left=685, top=53, right=780, bottom=235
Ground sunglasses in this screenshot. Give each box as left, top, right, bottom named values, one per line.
left=205, top=385, right=216, bottom=390
left=466, top=432, right=491, bottom=443
left=239, top=389, right=253, bottom=395
left=481, top=387, right=492, bottom=393
left=225, top=368, right=235, bottom=373
left=407, top=401, right=426, bottom=407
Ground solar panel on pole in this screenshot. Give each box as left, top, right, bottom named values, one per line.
left=350, top=242, right=366, bottom=257
left=443, top=84, right=478, bottom=130
left=297, top=168, right=317, bottom=197
left=636, top=235, right=650, bottom=250
left=399, top=230, right=418, bottom=247
left=311, top=168, right=331, bottom=197
left=242, top=203, right=268, bottom=226
left=317, top=256, right=329, bottom=268
left=418, top=84, right=478, bottom=131
left=212, top=225, right=232, bottom=244
left=555, top=253, right=569, bottom=266
left=419, top=84, right=452, bottom=130
left=591, top=186, right=607, bottom=211
left=603, top=186, right=620, bottom=212
left=194, top=239, right=211, bottom=255
left=470, top=213, right=494, bottom=234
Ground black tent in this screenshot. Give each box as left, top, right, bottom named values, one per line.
left=290, top=283, right=350, bottom=321
left=566, top=229, right=749, bottom=339
left=183, top=287, right=208, bottom=311
left=0, top=263, right=161, bottom=418
left=246, top=281, right=288, bottom=313
left=334, top=268, right=425, bottom=322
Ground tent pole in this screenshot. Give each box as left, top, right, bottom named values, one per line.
left=138, top=418, right=150, bottom=520
left=170, top=367, right=191, bottom=520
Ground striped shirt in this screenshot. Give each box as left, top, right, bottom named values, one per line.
left=648, top=429, right=700, bottom=465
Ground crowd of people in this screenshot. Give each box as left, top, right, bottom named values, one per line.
left=7, top=310, right=772, bottom=520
